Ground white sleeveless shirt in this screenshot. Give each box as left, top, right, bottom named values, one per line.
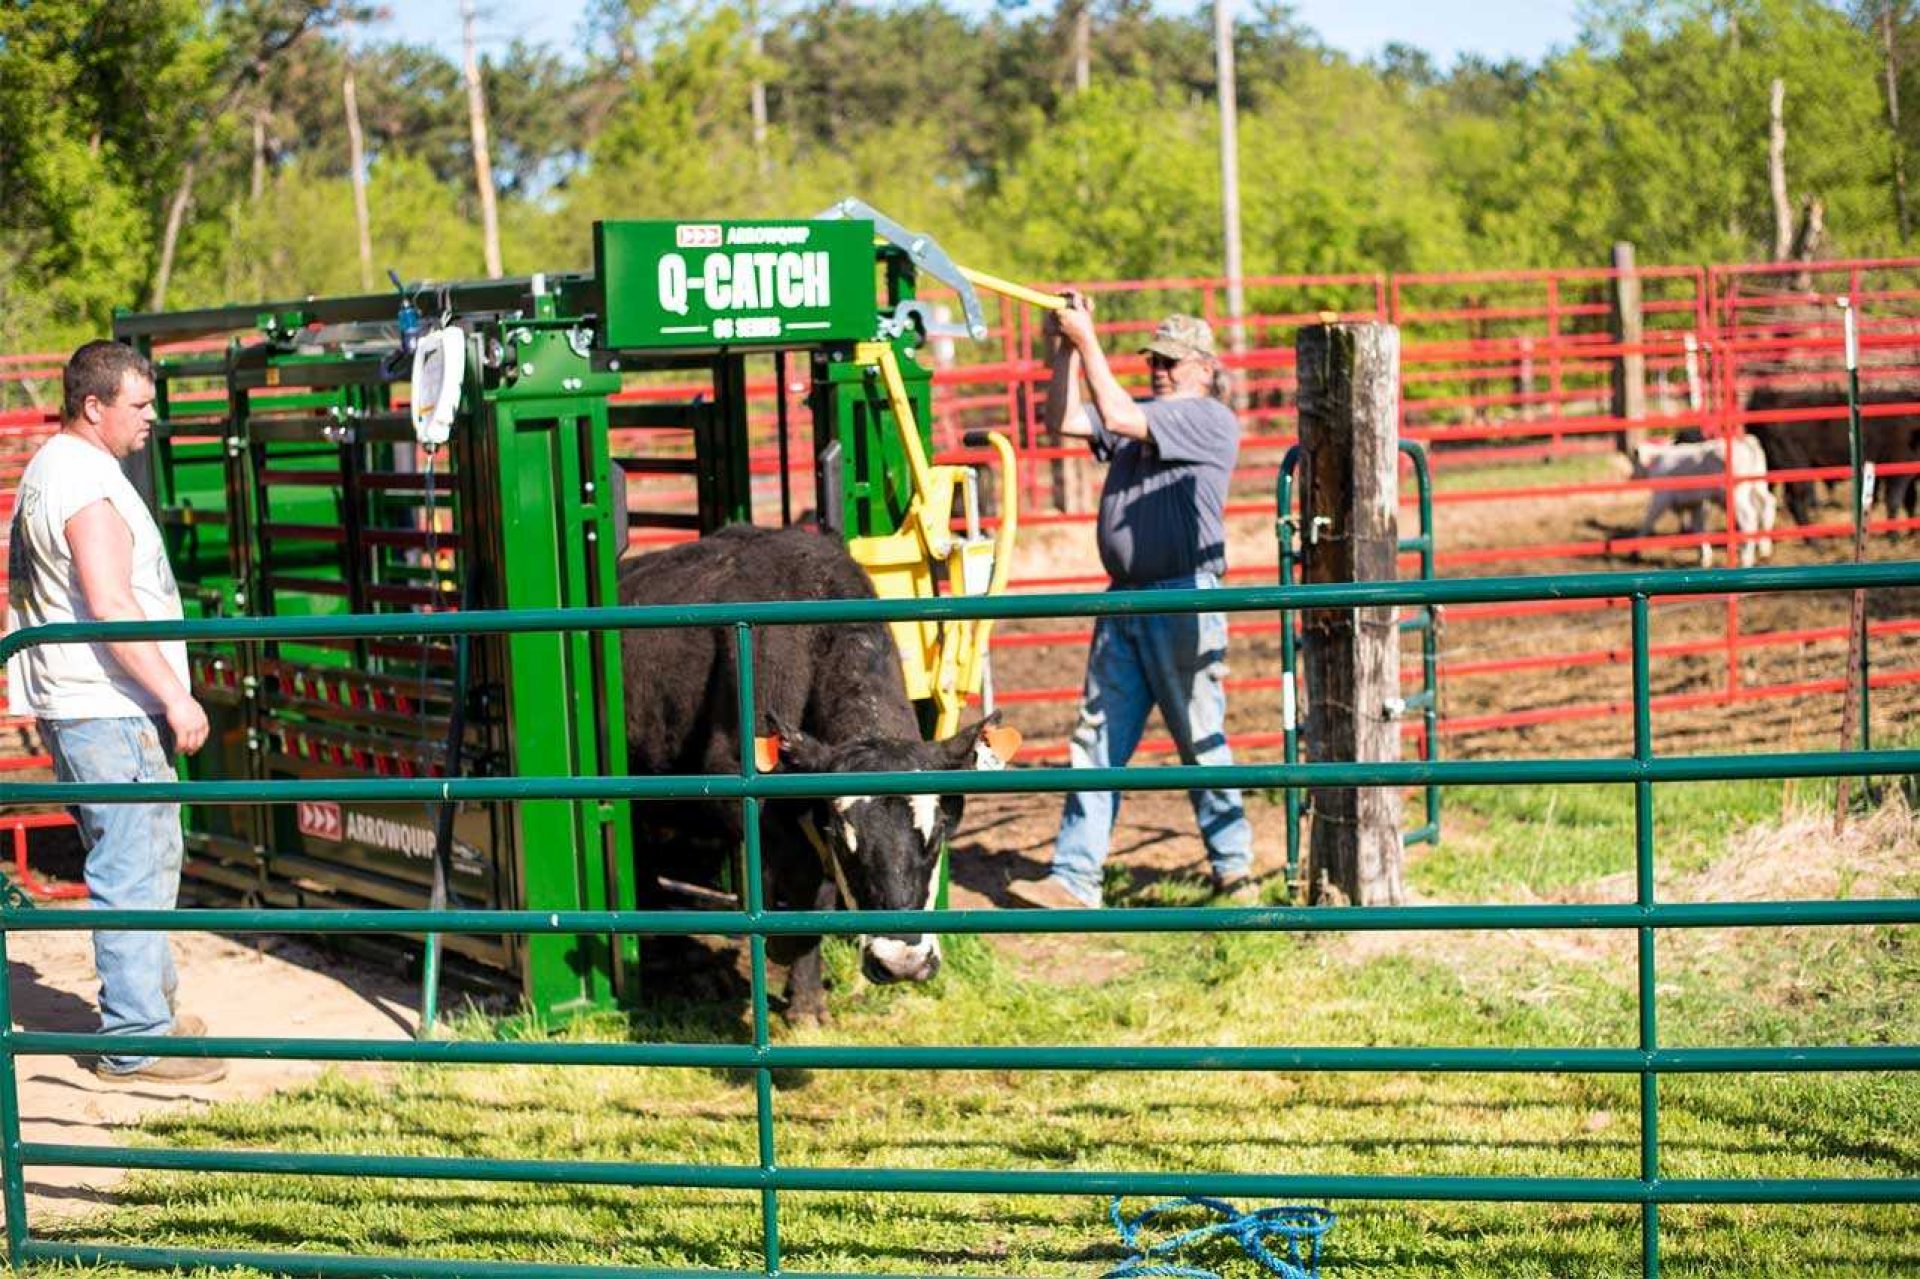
left=5, top=433, right=189, bottom=720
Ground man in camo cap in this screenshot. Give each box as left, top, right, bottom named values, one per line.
left=1007, top=296, right=1254, bottom=909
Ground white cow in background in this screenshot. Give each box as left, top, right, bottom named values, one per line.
left=1629, top=435, right=1777, bottom=567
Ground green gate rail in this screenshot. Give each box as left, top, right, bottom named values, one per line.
left=2, top=559, right=1918, bottom=1279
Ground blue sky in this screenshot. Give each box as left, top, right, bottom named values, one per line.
left=383, top=1, right=1582, bottom=71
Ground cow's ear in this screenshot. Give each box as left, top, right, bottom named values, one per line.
left=935, top=712, right=1020, bottom=770
left=773, top=724, right=835, bottom=773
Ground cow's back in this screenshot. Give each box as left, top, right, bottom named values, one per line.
left=1747, top=384, right=1920, bottom=465
left=616, top=525, right=916, bottom=774
left=621, top=523, right=883, bottom=609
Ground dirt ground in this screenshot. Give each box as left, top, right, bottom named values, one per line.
left=6, top=447, right=1917, bottom=1229
left=992, top=451, right=1920, bottom=763
left=3, top=924, right=420, bottom=1227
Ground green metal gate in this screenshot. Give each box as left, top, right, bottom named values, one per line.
left=1276, top=439, right=1442, bottom=893
left=2, top=559, right=1916, bottom=1278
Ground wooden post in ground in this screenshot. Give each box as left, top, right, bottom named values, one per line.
left=1611, top=241, right=1647, bottom=453
left=1297, top=321, right=1405, bottom=907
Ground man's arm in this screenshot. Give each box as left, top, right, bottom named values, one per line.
left=66, top=500, right=209, bottom=753
left=1054, top=303, right=1149, bottom=440
left=1041, top=324, right=1092, bottom=438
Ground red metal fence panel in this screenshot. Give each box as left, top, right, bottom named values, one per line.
left=4, top=255, right=1917, bottom=813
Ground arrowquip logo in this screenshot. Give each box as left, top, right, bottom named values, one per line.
left=297, top=801, right=343, bottom=841
left=337, top=810, right=488, bottom=879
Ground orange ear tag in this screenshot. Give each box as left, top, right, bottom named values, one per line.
left=983, top=725, right=1023, bottom=764
left=753, top=735, right=782, bottom=773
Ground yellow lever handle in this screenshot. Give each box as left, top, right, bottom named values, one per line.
left=955, top=266, right=1068, bottom=312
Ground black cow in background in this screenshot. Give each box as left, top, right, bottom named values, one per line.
left=618, top=524, right=1009, bottom=1022
left=1744, top=384, right=1920, bottom=527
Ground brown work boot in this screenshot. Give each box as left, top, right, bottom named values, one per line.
left=1005, top=876, right=1098, bottom=909
left=171, top=1014, right=206, bottom=1037
left=94, top=1054, right=228, bottom=1086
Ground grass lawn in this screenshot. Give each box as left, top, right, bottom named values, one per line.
left=1425, top=448, right=1623, bottom=496
left=30, top=778, right=1920, bottom=1277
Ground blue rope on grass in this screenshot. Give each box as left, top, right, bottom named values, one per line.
left=1103, top=1196, right=1335, bottom=1279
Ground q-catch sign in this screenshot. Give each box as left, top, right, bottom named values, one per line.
left=595, top=218, right=876, bottom=350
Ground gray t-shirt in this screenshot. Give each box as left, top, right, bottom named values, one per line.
left=1087, top=395, right=1240, bottom=586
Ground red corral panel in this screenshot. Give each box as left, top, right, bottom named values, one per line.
left=5, top=256, right=1920, bottom=776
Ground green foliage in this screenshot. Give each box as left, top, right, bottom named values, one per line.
left=2, top=0, right=1917, bottom=352
left=1496, top=0, right=1895, bottom=264
left=168, top=153, right=489, bottom=303
left=1238, top=58, right=1474, bottom=274
left=0, top=0, right=215, bottom=332
left=983, top=79, right=1222, bottom=284
left=769, top=2, right=1001, bottom=171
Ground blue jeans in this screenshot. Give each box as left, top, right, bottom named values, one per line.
left=41, top=716, right=184, bottom=1073
left=1049, top=574, right=1253, bottom=905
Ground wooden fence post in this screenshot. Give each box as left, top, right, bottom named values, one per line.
left=1296, top=321, right=1405, bottom=907
left=1611, top=241, right=1647, bottom=452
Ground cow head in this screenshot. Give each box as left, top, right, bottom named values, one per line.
left=1629, top=441, right=1660, bottom=479
left=763, top=712, right=1019, bottom=986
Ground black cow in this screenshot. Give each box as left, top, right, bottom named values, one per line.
left=617, top=524, right=1005, bottom=1021
left=1745, top=384, right=1920, bottom=526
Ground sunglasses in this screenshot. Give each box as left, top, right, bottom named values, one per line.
left=1147, top=353, right=1184, bottom=370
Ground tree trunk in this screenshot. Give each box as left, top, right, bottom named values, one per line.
left=749, top=0, right=769, bottom=178
left=251, top=110, right=267, bottom=202
left=1725, top=14, right=1748, bottom=242
left=1071, top=2, right=1090, bottom=94
left=1886, top=3, right=1911, bottom=243
left=1214, top=0, right=1246, bottom=375
left=1296, top=322, right=1405, bottom=908
left=149, top=154, right=199, bottom=311
left=1769, top=78, right=1792, bottom=261
left=1790, top=197, right=1826, bottom=292
left=462, top=0, right=504, bottom=279
left=343, top=60, right=374, bottom=292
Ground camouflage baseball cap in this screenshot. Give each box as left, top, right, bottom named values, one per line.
left=1141, top=313, right=1217, bottom=362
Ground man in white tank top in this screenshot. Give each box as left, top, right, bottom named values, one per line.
left=6, top=340, right=225, bottom=1085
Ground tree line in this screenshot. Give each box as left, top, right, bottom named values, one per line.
left=0, top=0, right=1912, bottom=356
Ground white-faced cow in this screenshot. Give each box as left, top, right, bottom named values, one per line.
left=1629, top=435, right=1776, bottom=567
left=617, top=524, right=1009, bottom=1021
